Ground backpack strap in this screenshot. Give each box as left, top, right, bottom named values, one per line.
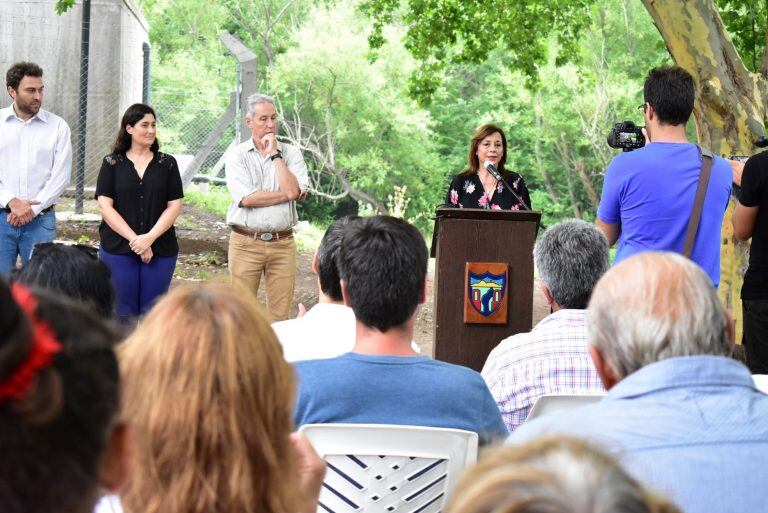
left=682, top=146, right=714, bottom=258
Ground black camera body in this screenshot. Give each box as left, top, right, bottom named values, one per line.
left=607, top=121, right=645, bottom=152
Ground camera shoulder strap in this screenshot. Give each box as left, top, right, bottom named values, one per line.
left=682, top=145, right=714, bottom=258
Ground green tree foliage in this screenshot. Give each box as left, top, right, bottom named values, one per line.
left=359, top=0, right=593, bottom=101
left=716, top=0, right=768, bottom=73
left=360, top=0, right=766, bottom=106
left=266, top=3, right=444, bottom=229
left=54, top=0, right=75, bottom=14
left=219, top=0, right=314, bottom=74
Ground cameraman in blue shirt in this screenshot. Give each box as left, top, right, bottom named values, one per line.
left=596, top=66, right=732, bottom=287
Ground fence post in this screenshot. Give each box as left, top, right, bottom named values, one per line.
left=142, top=42, right=151, bottom=104
left=235, top=62, right=241, bottom=143
left=179, top=91, right=238, bottom=188
left=74, top=0, right=91, bottom=215
left=219, top=33, right=257, bottom=142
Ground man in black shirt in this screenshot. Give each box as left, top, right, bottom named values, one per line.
left=733, top=150, right=768, bottom=373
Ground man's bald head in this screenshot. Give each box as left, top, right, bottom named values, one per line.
left=588, top=252, right=732, bottom=380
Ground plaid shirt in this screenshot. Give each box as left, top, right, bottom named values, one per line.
left=481, top=309, right=605, bottom=432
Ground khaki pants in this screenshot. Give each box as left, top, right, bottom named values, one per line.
left=228, top=231, right=296, bottom=322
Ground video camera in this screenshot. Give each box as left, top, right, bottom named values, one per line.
left=607, top=121, right=645, bottom=152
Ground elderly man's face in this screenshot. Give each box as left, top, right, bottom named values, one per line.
left=247, top=101, right=277, bottom=141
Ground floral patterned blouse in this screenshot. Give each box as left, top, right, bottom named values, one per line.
left=445, top=171, right=531, bottom=211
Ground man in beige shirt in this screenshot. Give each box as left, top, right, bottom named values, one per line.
left=225, top=93, right=308, bottom=321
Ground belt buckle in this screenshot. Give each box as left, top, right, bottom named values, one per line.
left=260, top=232, right=273, bottom=241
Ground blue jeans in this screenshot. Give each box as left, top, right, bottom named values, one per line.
left=0, top=209, right=56, bottom=276
left=98, top=248, right=177, bottom=324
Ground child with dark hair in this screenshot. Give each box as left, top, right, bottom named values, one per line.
left=0, top=279, right=127, bottom=513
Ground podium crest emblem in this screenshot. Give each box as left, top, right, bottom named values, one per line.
left=464, top=262, right=509, bottom=324
left=468, top=271, right=507, bottom=316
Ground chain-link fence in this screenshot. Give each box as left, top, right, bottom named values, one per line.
left=154, top=92, right=237, bottom=183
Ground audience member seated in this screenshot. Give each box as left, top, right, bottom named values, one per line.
left=0, top=279, right=125, bottom=513
left=482, top=220, right=608, bottom=431
left=273, top=216, right=420, bottom=360
left=509, top=252, right=768, bottom=513
left=446, top=436, right=680, bottom=513
left=12, top=242, right=115, bottom=318
left=293, top=215, right=507, bottom=443
left=115, top=284, right=325, bottom=513
left=272, top=216, right=359, bottom=361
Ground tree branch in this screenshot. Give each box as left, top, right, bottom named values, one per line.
left=325, top=71, right=337, bottom=168
left=270, top=0, right=299, bottom=29
left=277, top=91, right=389, bottom=215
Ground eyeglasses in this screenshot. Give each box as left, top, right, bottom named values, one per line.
left=638, top=103, right=648, bottom=112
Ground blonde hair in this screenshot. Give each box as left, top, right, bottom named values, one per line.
left=446, top=437, right=680, bottom=513
left=119, top=284, right=297, bottom=513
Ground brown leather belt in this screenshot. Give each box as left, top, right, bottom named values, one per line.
left=231, top=225, right=293, bottom=241
left=1, top=205, right=55, bottom=215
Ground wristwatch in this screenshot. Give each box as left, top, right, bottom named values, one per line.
left=269, top=151, right=283, bottom=161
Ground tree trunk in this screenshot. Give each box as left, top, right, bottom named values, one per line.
left=641, top=0, right=768, bottom=341
left=565, top=167, right=582, bottom=219
left=533, top=92, right=561, bottom=203
left=574, top=158, right=600, bottom=210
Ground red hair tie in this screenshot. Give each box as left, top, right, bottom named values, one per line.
left=0, top=284, right=62, bottom=403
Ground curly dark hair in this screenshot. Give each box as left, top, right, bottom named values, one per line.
left=5, top=62, right=43, bottom=92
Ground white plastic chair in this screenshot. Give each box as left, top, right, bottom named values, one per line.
left=299, top=423, right=478, bottom=513
left=753, top=374, right=768, bottom=393
left=525, top=393, right=605, bottom=424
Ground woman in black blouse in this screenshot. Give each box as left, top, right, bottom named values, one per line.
left=96, top=103, right=183, bottom=323
left=445, top=124, right=531, bottom=211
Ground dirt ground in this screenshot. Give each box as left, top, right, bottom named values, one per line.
left=56, top=197, right=549, bottom=354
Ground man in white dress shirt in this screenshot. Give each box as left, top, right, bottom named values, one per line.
left=0, top=62, right=72, bottom=275
left=225, top=93, right=308, bottom=321
left=272, top=216, right=360, bottom=361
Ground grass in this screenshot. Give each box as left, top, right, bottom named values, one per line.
left=185, top=185, right=231, bottom=218
left=294, top=221, right=325, bottom=253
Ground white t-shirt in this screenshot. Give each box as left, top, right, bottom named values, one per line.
left=272, top=303, right=420, bottom=362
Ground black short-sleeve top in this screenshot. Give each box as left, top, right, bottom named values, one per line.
left=95, top=152, right=184, bottom=256
left=445, top=171, right=531, bottom=211
left=740, top=150, right=768, bottom=299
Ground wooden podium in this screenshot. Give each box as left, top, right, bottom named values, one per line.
left=432, top=207, right=541, bottom=372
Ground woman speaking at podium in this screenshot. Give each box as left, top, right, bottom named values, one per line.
left=445, top=124, right=531, bottom=211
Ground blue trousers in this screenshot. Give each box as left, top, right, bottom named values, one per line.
left=0, top=209, right=56, bottom=276
left=98, top=248, right=177, bottom=323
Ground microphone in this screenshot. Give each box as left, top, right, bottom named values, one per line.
left=483, top=160, right=531, bottom=211
left=484, top=161, right=502, bottom=180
